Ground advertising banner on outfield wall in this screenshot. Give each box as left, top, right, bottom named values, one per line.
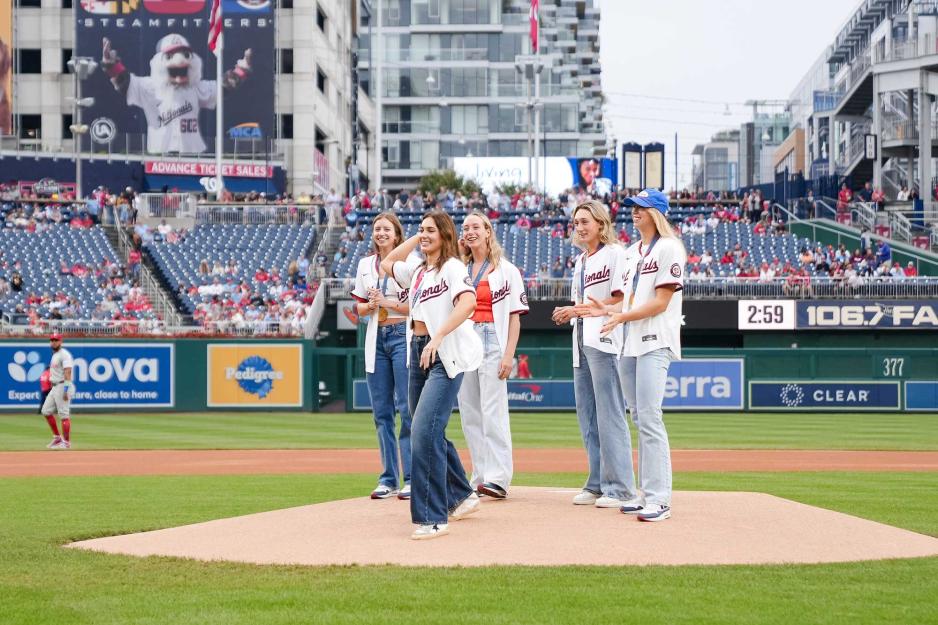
left=739, top=300, right=938, bottom=330
left=0, top=343, right=174, bottom=408
left=75, top=0, right=275, bottom=156
left=905, top=381, right=938, bottom=411
left=206, top=344, right=303, bottom=407
left=352, top=359, right=743, bottom=411
left=748, top=381, right=900, bottom=411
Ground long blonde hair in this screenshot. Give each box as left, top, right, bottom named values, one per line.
left=640, top=207, right=685, bottom=250
left=571, top=200, right=618, bottom=251
left=460, top=211, right=503, bottom=268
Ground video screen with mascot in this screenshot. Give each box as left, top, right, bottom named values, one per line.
left=75, top=0, right=275, bottom=156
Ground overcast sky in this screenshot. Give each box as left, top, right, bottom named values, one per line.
left=599, top=0, right=860, bottom=190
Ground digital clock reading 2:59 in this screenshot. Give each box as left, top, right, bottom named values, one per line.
left=737, top=300, right=796, bottom=330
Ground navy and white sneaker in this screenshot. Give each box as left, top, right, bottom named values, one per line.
left=619, top=498, right=645, bottom=515
left=397, top=484, right=411, bottom=500
left=637, top=504, right=671, bottom=522
left=477, top=482, right=507, bottom=499
left=370, top=484, right=398, bottom=499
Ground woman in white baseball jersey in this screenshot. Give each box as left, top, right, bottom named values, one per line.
left=596, top=188, right=686, bottom=522
left=42, top=333, right=74, bottom=449
left=457, top=211, right=528, bottom=499
left=351, top=212, right=412, bottom=500
left=381, top=212, right=484, bottom=540
left=551, top=200, right=638, bottom=509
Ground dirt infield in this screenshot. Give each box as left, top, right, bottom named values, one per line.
left=2, top=448, right=938, bottom=477
left=68, top=487, right=938, bottom=566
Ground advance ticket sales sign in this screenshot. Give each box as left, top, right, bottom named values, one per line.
left=739, top=300, right=938, bottom=330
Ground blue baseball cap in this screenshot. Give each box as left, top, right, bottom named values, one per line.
left=623, top=188, right=670, bottom=215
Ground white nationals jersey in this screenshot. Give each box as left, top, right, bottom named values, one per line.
left=352, top=254, right=410, bottom=374
left=571, top=243, right=626, bottom=367
left=483, top=259, right=529, bottom=357
left=127, top=75, right=216, bottom=154
left=621, top=236, right=686, bottom=359
left=392, top=256, right=483, bottom=378
left=49, top=348, right=74, bottom=384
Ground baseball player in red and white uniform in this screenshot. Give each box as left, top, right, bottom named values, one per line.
left=101, top=34, right=253, bottom=154
left=42, top=333, right=74, bottom=450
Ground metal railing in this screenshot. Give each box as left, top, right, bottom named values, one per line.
left=193, top=204, right=323, bottom=226
left=852, top=202, right=877, bottom=231
left=881, top=118, right=938, bottom=142
left=0, top=135, right=285, bottom=163
left=316, top=276, right=938, bottom=303
left=875, top=34, right=938, bottom=63
left=889, top=211, right=914, bottom=243
left=0, top=319, right=308, bottom=337
left=683, top=276, right=938, bottom=299
left=108, top=204, right=184, bottom=327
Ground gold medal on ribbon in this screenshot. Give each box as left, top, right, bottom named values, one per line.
left=378, top=308, right=389, bottom=322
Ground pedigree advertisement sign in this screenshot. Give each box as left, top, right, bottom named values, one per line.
left=206, top=344, right=303, bottom=407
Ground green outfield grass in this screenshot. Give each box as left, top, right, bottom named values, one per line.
left=1, top=472, right=937, bottom=625
left=1, top=410, right=937, bottom=451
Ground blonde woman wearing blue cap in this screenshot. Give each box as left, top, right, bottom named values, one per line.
left=584, top=189, right=685, bottom=522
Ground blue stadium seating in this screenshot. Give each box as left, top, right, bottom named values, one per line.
left=0, top=225, right=125, bottom=320
left=145, top=224, right=316, bottom=313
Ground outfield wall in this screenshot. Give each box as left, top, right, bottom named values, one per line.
left=1, top=339, right=935, bottom=413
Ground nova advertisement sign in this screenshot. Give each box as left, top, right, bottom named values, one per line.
left=749, top=381, right=901, bottom=411
left=0, top=343, right=174, bottom=408
left=352, top=359, right=743, bottom=411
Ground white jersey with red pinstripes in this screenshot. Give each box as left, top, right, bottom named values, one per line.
left=621, top=236, right=686, bottom=359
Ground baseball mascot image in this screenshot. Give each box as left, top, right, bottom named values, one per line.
left=0, top=37, right=12, bottom=136
left=100, top=34, right=253, bottom=154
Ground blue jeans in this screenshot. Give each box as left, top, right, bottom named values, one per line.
left=572, top=323, right=637, bottom=500
left=366, top=323, right=412, bottom=488
left=408, top=335, right=473, bottom=525
left=619, top=348, right=674, bottom=506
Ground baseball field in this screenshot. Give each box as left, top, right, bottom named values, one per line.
left=2, top=410, right=937, bottom=624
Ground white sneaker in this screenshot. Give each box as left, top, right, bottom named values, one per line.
left=572, top=490, right=599, bottom=505
left=370, top=484, right=398, bottom=499
left=397, top=484, right=411, bottom=500
left=595, top=495, right=628, bottom=508
left=450, top=493, right=480, bottom=520
left=46, top=436, right=63, bottom=449
left=619, top=498, right=646, bottom=514
left=637, top=504, right=672, bottom=522
left=411, top=523, right=449, bottom=540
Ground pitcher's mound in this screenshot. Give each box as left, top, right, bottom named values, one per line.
left=68, top=487, right=938, bottom=567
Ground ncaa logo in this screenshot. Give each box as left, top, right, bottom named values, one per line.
left=91, top=118, right=117, bottom=145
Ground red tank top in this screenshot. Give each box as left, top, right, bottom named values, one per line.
left=471, top=279, right=495, bottom=323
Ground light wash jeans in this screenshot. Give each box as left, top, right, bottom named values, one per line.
left=457, top=322, right=513, bottom=491
left=618, top=348, right=674, bottom=506
left=365, top=322, right=412, bottom=489
left=408, top=335, right=474, bottom=525
left=572, top=323, right=637, bottom=500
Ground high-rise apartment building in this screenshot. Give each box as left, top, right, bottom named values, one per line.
left=357, top=0, right=605, bottom=192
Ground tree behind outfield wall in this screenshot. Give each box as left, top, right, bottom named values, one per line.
left=417, top=170, right=481, bottom=197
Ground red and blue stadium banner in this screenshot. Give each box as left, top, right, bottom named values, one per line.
left=748, top=381, right=901, bottom=411
left=75, top=0, right=274, bottom=157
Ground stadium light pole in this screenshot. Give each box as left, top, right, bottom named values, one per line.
left=375, top=0, right=383, bottom=192
left=66, top=57, right=98, bottom=201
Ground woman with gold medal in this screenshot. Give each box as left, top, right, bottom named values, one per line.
left=351, top=212, right=413, bottom=500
